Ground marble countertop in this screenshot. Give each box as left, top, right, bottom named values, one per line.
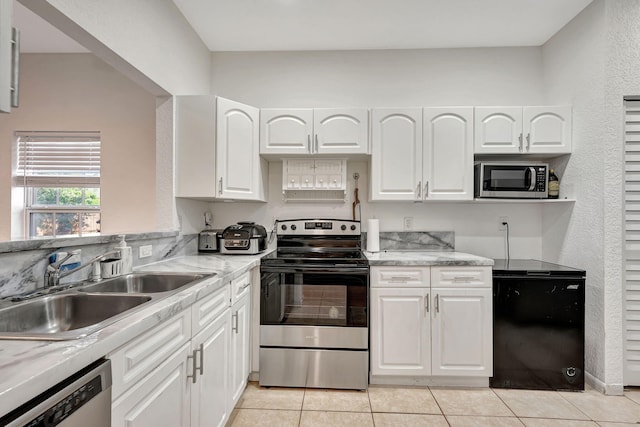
left=0, top=251, right=271, bottom=419
left=364, top=250, right=494, bottom=266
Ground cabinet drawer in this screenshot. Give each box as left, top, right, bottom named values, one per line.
left=109, top=308, right=191, bottom=399
left=431, top=266, right=491, bottom=288
left=231, top=272, right=251, bottom=305
left=371, top=266, right=430, bottom=287
left=192, top=284, right=231, bottom=336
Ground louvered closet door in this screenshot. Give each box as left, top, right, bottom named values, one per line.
left=625, top=99, right=640, bottom=385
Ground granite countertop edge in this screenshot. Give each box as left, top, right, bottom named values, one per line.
left=364, top=250, right=494, bottom=266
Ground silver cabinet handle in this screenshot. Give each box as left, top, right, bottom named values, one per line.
left=187, top=343, right=204, bottom=383
left=518, top=133, right=523, bottom=152
left=232, top=311, right=239, bottom=333
left=424, top=182, right=429, bottom=199
left=452, top=276, right=471, bottom=282
left=390, top=276, right=412, bottom=282
left=425, top=292, right=429, bottom=315
left=435, top=294, right=440, bottom=313
left=240, top=281, right=251, bottom=290
left=315, top=134, right=319, bottom=153
left=10, top=28, right=19, bottom=108
left=307, top=135, right=311, bottom=153
left=526, top=133, right=531, bottom=151
left=416, top=181, right=422, bottom=199
left=218, top=177, right=223, bottom=195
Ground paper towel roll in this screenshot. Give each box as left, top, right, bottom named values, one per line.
left=367, top=219, right=380, bottom=252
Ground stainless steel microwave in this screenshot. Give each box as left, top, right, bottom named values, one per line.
left=475, top=162, right=549, bottom=198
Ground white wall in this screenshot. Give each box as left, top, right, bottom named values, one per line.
left=210, top=47, right=543, bottom=108
left=23, top=0, right=211, bottom=95
left=198, top=161, right=542, bottom=259
left=541, top=0, right=640, bottom=394
left=194, top=47, right=550, bottom=259
left=541, top=0, right=608, bottom=390
left=19, top=0, right=214, bottom=234
left=0, top=53, right=157, bottom=240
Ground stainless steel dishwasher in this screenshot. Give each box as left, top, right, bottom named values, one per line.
left=0, top=359, right=111, bottom=427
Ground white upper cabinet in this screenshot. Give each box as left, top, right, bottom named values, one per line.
left=370, top=108, right=423, bottom=201
left=474, top=107, right=522, bottom=154
left=371, top=107, right=473, bottom=201
left=175, top=96, right=267, bottom=201
left=216, top=97, right=262, bottom=200
left=423, top=107, right=474, bottom=200
left=260, top=109, right=313, bottom=154
left=0, top=0, right=13, bottom=113
left=475, top=106, right=572, bottom=155
left=523, top=107, right=573, bottom=154
left=314, top=108, right=369, bottom=154
left=260, top=108, right=369, bottom=155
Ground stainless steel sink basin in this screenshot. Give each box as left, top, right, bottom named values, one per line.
left=77, top=272, right=213, bottom=294
left=0, top=293, right=152, bottom=340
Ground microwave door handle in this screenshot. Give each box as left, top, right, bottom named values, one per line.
left=528, top=167, right=536, bottom=191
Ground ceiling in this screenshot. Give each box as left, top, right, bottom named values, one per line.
left=14, top=0, right=593, bottom=53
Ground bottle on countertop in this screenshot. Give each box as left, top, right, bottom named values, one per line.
left=117, top=235, right=133, bottom=274
left=548, top=169, right=559, bottom=199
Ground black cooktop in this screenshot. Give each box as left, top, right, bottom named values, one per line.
left=492, top=259, right=585, bottom=276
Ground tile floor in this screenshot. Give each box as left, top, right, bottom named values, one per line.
left=229, top=382, right=640, bottom=427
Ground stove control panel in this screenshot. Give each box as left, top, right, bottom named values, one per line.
left=277, top=219, right=360, bottom=236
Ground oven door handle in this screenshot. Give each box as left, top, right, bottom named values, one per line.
left=260, top=265, right=369, bottom=274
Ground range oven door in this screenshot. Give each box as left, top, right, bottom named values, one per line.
left=260, top=265, right=368, bottom=329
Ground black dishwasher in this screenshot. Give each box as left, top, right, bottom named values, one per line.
left=491, top=259, right=585, bottom=391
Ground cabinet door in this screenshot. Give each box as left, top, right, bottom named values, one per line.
left=260, top=109, right=313, bottom=154
left=191, top=309, right=232, bottom=427
left=423, top=107, right=474, bottom=200
left=174, top=96, right=217, bottom=198
left=431, top=288, right=492, bottom=377
left=474, top=107, right=523, bottom=154
left=216, top=97, right=261, bottom=200
left=370, top=108, right=423, bottom=201
left=229, top=293, right=251, bottom=409
left=370, top=288, right=431, bottom=376
left=314, top=108, right=369, bottom=154
left=0, top=0, right=11, bottom=113
left=523, top=106, right=572, bottom=154
left=112, top=343, right=191, bottom=427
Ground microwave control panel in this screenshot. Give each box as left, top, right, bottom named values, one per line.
left=535, top=167, right=547, bottom=191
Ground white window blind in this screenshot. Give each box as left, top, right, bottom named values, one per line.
left=625, top=99, right=640, bottom=385
left=14, top=131, right=101, bottom=187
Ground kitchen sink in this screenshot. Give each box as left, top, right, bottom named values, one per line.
left=77, top=272, right=213, bottom=294
left=0, top=293, right=152, bottom=340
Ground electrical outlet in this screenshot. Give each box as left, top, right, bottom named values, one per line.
left=404, top=216, right=413, bottom=231
left=498, top=216, right=509, bottom=231
left=139, top=245, right=153, bottom=258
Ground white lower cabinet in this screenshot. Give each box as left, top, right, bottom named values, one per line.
left=370, top=287, right=431, bottom=376
left=110, top=271, right=254, bottom=427
left=229, top=272, right=252, bottom=409
left=431, top=287, right=492, bottom=376
left=370, top=266, right=492, bottom=381
left=112, top=342, right=192, bottom=427
left=230, top=292, right=251, bottom=408
left=191, top=308, right=231, bottom=427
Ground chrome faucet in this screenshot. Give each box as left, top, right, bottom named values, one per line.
left=44, top=249, right=122, bottom=288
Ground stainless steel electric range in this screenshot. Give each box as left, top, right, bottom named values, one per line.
left=259, top=219, right=369, bottom=390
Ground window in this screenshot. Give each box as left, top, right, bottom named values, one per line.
left=14, top=131, right=101, bottom=238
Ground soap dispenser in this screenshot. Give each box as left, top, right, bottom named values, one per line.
left=117, top=235, right=133, bottom=274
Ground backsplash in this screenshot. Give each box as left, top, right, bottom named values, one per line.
left=363, top=231, right=455, bottom=251
left=0, top=232, right=198, bottom=298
